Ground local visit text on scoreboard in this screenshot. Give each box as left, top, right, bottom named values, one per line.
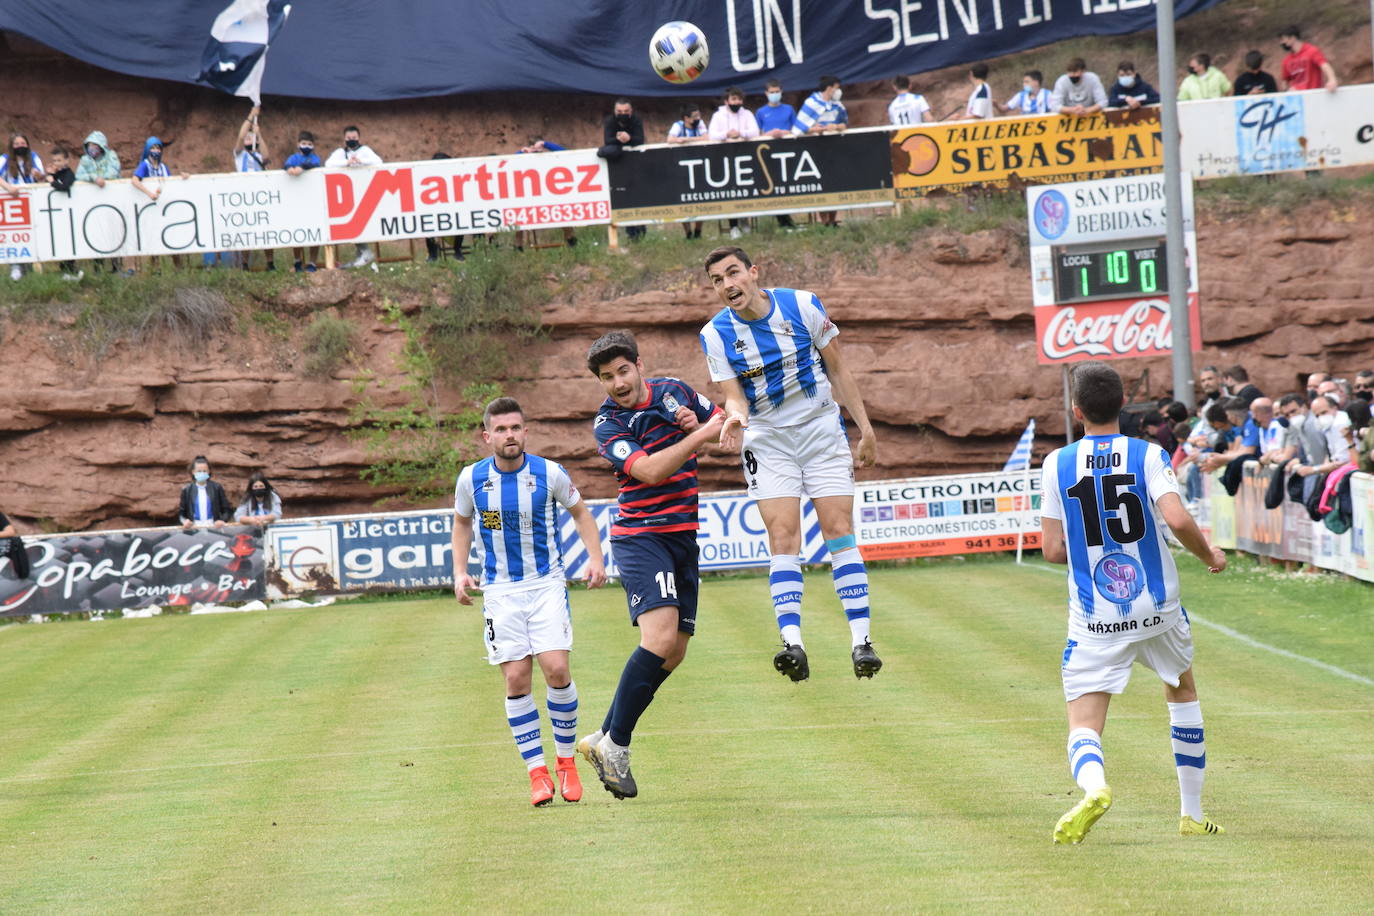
left=1025, top=172, right=1200, bottom=365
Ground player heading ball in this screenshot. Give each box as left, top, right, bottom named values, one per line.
left=1040, top=361, right=1227, bottom=844
left=699, top=246, right=882, bottom=682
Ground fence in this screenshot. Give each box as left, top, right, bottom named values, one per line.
left=4, top=85, right=1371, bottom=266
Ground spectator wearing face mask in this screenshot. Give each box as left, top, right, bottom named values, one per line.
left=1107, top=61, right=1160, bottom=109
left=1352, top=370, right=1373, bottom=402
left=708, top=86, right=760, bottom=142
left=795, top=75, right=847, bottom=227
left=668, top=104, right=708, bottom=144
left=1051, top=58, right=1107, bottom=117
left=1, top=133, right=45, bottom=280
left=179, top=456, right=234, bottom=529
left=997, top=70, right=1054, bottom=115
left=284, top=130, right=323, bottom=271
left=598, top=99, right=646, bottom=240
left=755, top=80, right=800, bottom=231
left=1234, top=50, right=1279, bottom=95
left=1291, top=395, right=1352, bottom=479
left=1178, top=53, right=1232, bottom=101
left=1278, top=25, right=1338, bottom=92
left=131, top=137, right=190, bottom=270
left=236, top=472, right=283, bottom=525
left=233, top=105, right=275, bottom=271
left=326, top=125, right=383, bottom=267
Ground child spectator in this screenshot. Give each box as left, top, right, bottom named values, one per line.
left=179, top=456, right=233, bottom=529
left=1178, top=53, right=1232, bottom=101
left=666, top=107, right=706, bottom=239
left=795, top=74, right=848, bottom=227
left=1, top=133, right=44, bottom=280
left=284, top=130, right=323, bottom=271
left=1234, top=50, right=1278, bottom=95
left=236, top=472, right=283, bottom=525
left=756, top=79, right=797, bottom=138
left=1107, top=61, right=1160, bottom=109
left=234, top=106, right=274, bottom=271
left=887, top=75, right=932, bottom=125
left=131, top=137, right=188, bottom=270
left=667, top=104, right=708, bottom=143
left=43, top=147, right=81, bottom=281
left=998, top=70, right=1054, bottom=115
left=1279, top=25, right=1338, bottom=91
left=326, top=125, right=384, bottom=267
left=949, top=63, right=993, bottom=120
left=1052, top=59, right=1108, bottom=116
left=75, top=131, right=123, bottom=274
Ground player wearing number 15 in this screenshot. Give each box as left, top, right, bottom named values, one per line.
left=580, top=330, right=724, bottom=799
left=452, top=397, right=608, bottom=808
left=1039, top=362, right=1227, bottom=845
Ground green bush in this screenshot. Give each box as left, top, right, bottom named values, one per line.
left=300, top=313, right=358, bottom=377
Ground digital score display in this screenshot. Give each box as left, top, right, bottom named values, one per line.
left=1052, top=241, right=1169, bottom=305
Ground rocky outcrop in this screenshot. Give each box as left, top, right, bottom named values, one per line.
left=2, top=198, right=1372, bottom=531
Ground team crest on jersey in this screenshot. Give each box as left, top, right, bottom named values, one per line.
left=479, top=509, right=503, bottom=530
left=1093, top=552, right=1145, bottom=605
left=663, top=393, right=681, bottom=412
left=733, top=338, right=748, bottom=352
left=482, top=478, right=496, bottom=491
left=594, top=414, right=610, bottom=427
left=778, top=320, right=794, bottom=336
left=524, top=477, right=538, bottom=491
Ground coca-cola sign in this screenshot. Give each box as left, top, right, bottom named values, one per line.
left=1035, top=294, right=1201, bottom=364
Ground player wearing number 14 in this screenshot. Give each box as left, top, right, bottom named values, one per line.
left=581, top=330, right=725, bottom=799
left=1039, top=362, right=1227, bottom=844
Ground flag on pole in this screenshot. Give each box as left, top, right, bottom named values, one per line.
left=1002, top=419, right=1036, bottom=472
left=196, top=0, right=291, bottom=105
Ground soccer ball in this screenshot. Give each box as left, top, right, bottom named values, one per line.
left=649, top=21, right=710, bottom=84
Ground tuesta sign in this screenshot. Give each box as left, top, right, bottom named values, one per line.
left=1026, top=172, right=1200, bottom=365
left=608, top=130, right=893, bottom=224
left=892, top=108, right=1161, bottom=197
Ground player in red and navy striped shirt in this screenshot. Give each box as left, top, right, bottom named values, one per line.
left=578, top=330, right=723, bottom=799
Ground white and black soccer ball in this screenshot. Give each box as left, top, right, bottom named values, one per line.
left=649, top=21, right=710, bottom=84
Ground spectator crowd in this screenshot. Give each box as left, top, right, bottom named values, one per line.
left=0, top=21, right=1350, bottom=272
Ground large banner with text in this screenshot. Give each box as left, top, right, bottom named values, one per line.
left=0, top=525, right=265, bottom=617
left=608, top=130, right=894, bottom=224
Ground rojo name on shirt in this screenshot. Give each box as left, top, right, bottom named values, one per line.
left=1040, top=434, right=1183, bottom=643
left=699, top=287, right=840, bottom=429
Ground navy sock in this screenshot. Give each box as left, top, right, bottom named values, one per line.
left=652, top=666, right=672, bottom=691
left=608, top=647, right=667, bottom=747
left=602, top=661, right=672, bottom=735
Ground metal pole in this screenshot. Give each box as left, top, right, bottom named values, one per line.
left=1157, top=0, right=1194, bottom=408
left=1063, top=365, right=1075, bottom=445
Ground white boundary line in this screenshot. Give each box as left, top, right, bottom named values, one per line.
left=1019, top=561, right=1374, bottom=687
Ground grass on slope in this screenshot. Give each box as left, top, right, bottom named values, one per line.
left=0, top=556, right=1370, bottom=913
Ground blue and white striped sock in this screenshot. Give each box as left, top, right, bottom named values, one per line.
left=829, top=544, right=871, bottom=647
left=546, top=682, right=578, bottom=760
left=1067, top=727, right=1106, bottom=792
left=1168, top=700, right=1206, bottom=820
left=505, top=694, right=544, bottom=772
left=769, top=554, right=804, bottom=648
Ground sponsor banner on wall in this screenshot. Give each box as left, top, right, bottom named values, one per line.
left=2, top=170, right=323, bottom=264
left=855, top=470, right=1040, bottom=560
left=0, top=193, right=36, bottom=264
left=1033, top=293, right=1203, bottom=365
left=608, top=130, right=894, bottom=224
left=1178, top=85, right=1374, bottom=179
left=324, top=150, right=610, bottom=242
left=1026, top=172, right=1195, bottom=250
left=891, top=108, right=1161, bottom=198
left=0, top=526, right=264, bottom=617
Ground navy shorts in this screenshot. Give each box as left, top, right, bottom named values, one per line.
left=612, top=531, right=700, bottom=635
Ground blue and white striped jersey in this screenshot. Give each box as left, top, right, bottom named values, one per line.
left=454, top=454, right=581, bottom=589
left=1040, top=434, right=1182, bottom=644
left=699, top=287, right=840, bottom=429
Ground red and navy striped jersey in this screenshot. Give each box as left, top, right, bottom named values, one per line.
left=594, top=377, right=719, bottom=537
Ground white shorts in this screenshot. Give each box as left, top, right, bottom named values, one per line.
left=1061, top=616, right=1194, bottom=702
left=741, top=410, right=854, bottom=502
left=481, top=579, right=573, bottom=665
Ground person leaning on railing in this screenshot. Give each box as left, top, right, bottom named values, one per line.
left=235, top=472, right=283, bottom=526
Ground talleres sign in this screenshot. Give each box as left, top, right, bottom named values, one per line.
left=1025, top=172, right=1201, bottom=365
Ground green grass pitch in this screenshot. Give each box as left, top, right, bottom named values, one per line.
left=1, top=554, right=1371, bottom=912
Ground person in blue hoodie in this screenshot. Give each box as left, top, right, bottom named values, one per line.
left=131, top=137, right=187, bottom=269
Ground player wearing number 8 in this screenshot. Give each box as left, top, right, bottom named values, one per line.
left=699, top=246, right=882, bottom=683
left=581, top=330, right=725, bottom=799
left=1039, top=361, right=1228, bottom=844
